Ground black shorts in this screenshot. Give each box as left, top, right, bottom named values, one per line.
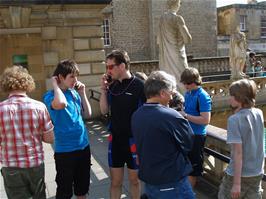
left=54, top=145, right=91, bottom=199
left=108, top=134, right=138, bottom=170
left=188, top=135, right=206, bottom=176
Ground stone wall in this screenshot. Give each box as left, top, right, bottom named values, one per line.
left=218, top=5, right=265, bottom=39
left=180, top=0, right=217, bottom=57
left=107, top=0, right=217, bottom=61
left=218, top=4, right=266, bottom=54
left=0, top=33, right=45, bottom=100
left=0, top=4, right=107, bottom=117
left=109, top=0, right=151, bottom=61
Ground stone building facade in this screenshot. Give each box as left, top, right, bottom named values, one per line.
left=102, top=0, right=217, bottom=61
left=217, top=1, right=266, bottom=56
left=0, top=0, right=110, bottom=105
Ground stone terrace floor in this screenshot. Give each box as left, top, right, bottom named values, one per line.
left=0, top=120, right=218, bottom=199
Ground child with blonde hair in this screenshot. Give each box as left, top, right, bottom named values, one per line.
left=218, top=79, right=264, bottom=199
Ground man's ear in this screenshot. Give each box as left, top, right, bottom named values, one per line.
left=159, top=90, right=166, bottom=98
left=120, top=63, right=126, bottom=70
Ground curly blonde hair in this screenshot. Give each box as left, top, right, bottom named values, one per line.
left=0, top=65, right=35, bottom=93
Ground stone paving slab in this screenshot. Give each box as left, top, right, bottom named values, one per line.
left=0, top=120, right=217, bottom=199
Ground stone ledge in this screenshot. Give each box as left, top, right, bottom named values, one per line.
left=0, top=28, right=41, bottom=35
left=74, top=50, right=105, bottom=63
left=42, top=26, right=56, bottom=40
left=73, top=26, right=103, bottom=38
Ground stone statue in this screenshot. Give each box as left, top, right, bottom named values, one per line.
left=157, top=0, right=192, bottom=85
left=229, top=27, right=247, bottom=79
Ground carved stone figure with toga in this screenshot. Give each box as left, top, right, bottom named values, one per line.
left=229, top=27, right=247, bottom=79
left=157, top=0, right=192, bottom=88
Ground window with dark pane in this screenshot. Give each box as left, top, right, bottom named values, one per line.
left=12, top=55, right=28, bottom=68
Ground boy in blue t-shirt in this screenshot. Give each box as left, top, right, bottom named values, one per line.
left=43, top=59, right=92, bottom=199
left=180, top=67, right=212, bottom=188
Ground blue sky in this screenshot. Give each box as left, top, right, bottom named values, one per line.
left=217, top=0, right=265, bottom=7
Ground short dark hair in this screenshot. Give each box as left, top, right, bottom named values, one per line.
left=229, top=79, right=256, bottom=108
left=169, top=91, right=184, bottom=111
left=180, top=67, right=202, bottom=85
left=53, top=59, right=79, bottom=78
left=106, top=50, right=130, bottom=70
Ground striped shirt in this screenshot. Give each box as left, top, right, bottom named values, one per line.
left=0, top=94, right=54, bottom=168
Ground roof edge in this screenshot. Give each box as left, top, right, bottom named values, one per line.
left=0, top=0, right=111, bottom=5
left=218, top=3, right=266, bottom=11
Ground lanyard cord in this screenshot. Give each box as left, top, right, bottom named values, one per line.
left=108, top=76, right=135, bottom=96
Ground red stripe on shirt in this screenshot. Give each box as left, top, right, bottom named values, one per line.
left=19, top=107, right=30, bottom=168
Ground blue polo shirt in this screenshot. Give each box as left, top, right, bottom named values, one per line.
left=43, top=89, right=89, bottom=152
left=184, top=87, right=212, bottom=135
left=131, top=103, right=194, bottom=185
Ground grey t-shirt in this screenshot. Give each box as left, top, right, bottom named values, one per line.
left=225, top=108, right=265, bottom=177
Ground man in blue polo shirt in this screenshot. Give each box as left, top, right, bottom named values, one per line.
left=180, top=67, right=212, bottom=187
left=131, top=70, right=194, bottom=198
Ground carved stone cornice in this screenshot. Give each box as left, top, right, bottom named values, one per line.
left=0, top=6, right=31, bottom=28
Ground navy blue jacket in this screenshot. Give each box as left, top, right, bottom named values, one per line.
left=131, top=103, right=194, bottom=185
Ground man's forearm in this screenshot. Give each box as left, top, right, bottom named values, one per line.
left=233, top=144, right=242, bottom=186
left=185, top=112, right=210, bottom=125
left=42, top=131, right=54, bottom=144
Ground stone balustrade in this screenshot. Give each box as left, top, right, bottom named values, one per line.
left=130, top=60, right=159, bottom=75
left=189, top=56, right=230, bottom=74
left=130, top=56, right=231, bottom=76
left=202, top=77, right=266, bottom=110
left=130, top=58, right=266, bottom=130
left=131, top=54, right=266, bottom=78
left=131, top=56, right=266, bottom=110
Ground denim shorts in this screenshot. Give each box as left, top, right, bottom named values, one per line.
left=144, top=177, right=195, bottom=199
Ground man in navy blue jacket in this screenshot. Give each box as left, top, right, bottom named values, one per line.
left=131, top=70, right=195, bottom=199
